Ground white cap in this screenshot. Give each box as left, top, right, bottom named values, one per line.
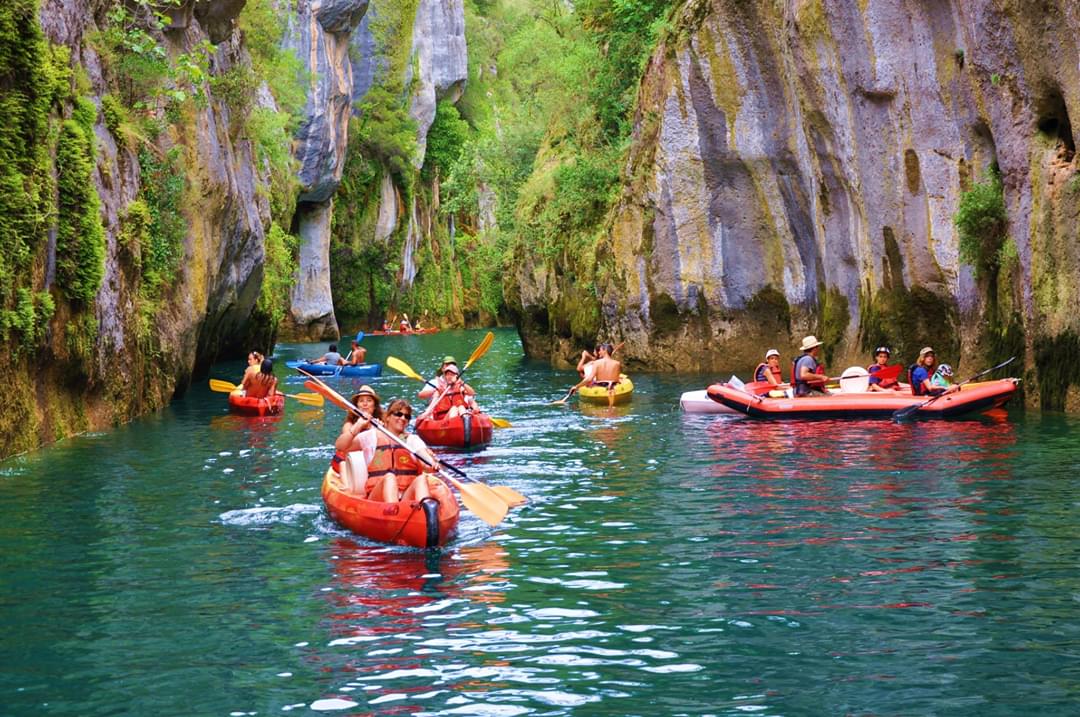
left=765, top=349, right=780, bottom=359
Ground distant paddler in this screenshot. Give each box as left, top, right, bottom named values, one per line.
left=557, top=342, right=623, bottom=407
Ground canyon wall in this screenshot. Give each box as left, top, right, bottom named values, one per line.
left=512, top=0, right=1080, bottom=408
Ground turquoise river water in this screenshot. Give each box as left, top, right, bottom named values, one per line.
left=3, top=328, right=1080, bottom=716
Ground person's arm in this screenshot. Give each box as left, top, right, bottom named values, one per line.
left=269, top=377, right=278, bottom=396
left=765, top=368, right=780, bottom=386
left=407, top=435, right=439, bottom=472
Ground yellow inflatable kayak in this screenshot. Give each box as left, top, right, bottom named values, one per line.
left=579, top=375, right=633, bottom=405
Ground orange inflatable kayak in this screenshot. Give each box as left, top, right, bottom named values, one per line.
left=321, top=469, right=459, bottom=548
left=415, top=412, right=494, bottom=448
left=227, top=392, right=285, bottom=416
left=707, top=378, right=1019, bottom=419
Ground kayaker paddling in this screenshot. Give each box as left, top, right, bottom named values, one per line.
left=867, top=346, right=901, bottom=391
left=422, top=363, right=478, bottom=420
left=240, top=358, right=278, bottom=399
left=562, top=343, right=624, bottom=407
left=334, top=398, right=443, bottom=506
left=909, top=347, right=959, bottom=397
left=418, top=356, right=457, bottom=401
left=793, top=335, right=830, bottom=396
left=310, top=344, right=345, bottom=366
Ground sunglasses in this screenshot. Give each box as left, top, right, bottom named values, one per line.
left=390, top=410, right=412, bottom=419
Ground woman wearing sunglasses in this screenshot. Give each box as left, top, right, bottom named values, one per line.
left=334, top=398, right=441, bottom=504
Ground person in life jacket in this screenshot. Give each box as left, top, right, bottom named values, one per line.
left=418, top=356, right=457, bottom=401
left=424, top=363, right=477, bottom=420
left=793, top=335, right=830, bottom=396
left=754, top=349, right=784, bottom=386
left=909, top=347, right=960, bottom=396
left=333, top=397, right=440, bottom=501
left=867, top=346, right=899, bottom=391
left=332, top=385, right=383, bottom=493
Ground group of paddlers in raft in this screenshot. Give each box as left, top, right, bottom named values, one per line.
left=751, top=335, right=960, bottom=397
left=329, top=355, right=480, bottom=502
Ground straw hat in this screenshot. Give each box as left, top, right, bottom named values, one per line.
left=352, top=385, right=379, bottom=401
left=799, top=335, right=823, bottom=351
left=919, top=346, right=935, bottom=358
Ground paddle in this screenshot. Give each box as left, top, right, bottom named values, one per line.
left=300, top=371, right=520, bottom=523
left=208, top=379, right=324, bottom=407
left=891, top=356, right=1016, bottom=422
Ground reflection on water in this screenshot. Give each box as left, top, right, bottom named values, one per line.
left=3, top=329, right=1080, bottom=715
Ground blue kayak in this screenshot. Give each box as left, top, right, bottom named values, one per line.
left=286, top=361, right=382, bottom=377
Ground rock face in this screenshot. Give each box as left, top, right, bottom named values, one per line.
left=513, top=0, right=1080, bottom=405
left=405, top=0, right=468, bottom=166
left=281, top=0, right=370, bottom=340
left=2, top=0, right=274, bottom=458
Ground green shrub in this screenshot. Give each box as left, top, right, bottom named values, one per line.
left=256, top=222, right=298, bottom=327
left=955, top=166, right=1007, bottom=277
left=423, top=100, right=470, bottom=181
left=137, top=146, right=187, bottom=294
left=55, top=120, right=105, bottom=303
left=355, top=86, right=418, bottom=187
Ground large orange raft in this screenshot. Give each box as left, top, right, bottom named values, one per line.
left=227, top=391, right=285, bottom=416
left=707, top=378, right=1019, bottom=419
left=321, top=468, right=460, bottom=548
left=415, top=412, right=494, bottom=448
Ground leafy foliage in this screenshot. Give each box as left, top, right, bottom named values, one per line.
left=256, top=222, right=299, bottom=327
left=137, top=147, right=187, bottom=295
left=955, top=166, right=1007, bottom=277
left=355, top=86, right=418, bottom=187
left=423, top=100, right=469, bottom=181
left=55, top=120, right=106, bottom=303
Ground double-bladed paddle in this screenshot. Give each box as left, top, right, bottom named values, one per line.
left=209, top=379, right=324, bottom=407
left=300, top=370, right=524, bottom=523
left=891, top=355, right=1016, bottom=422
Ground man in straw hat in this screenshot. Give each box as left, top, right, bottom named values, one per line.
left=793, top=335, right=831, bottom=397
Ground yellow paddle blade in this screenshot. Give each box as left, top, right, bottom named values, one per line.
left=464, top=331, right=495, bottom=370
left=285, top=392, right=324, bottom=407
left=304, top=379, right=353, bottom=414
left=443, top=474, right=508, bottom=526
left=209, top=379, right=238, bottom=393
left=490, top=485, right=527, bottom=507
left=489, top=417, right=512, bottom=428
left=386, top=355, right=425, bottom=382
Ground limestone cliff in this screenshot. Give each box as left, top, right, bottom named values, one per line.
left=0, top=0, right=286, bottom=458
left=512, top=0, right=1080, bottom=408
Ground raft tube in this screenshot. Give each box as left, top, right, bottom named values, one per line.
left=286, top=360, right=382, bottom=377
left=227, top=392, right=285, bottom=416
left=707, top=378, right=1019, bottom=419
left=579, top=375, right=634, bottom=405
left=680, top=389, right=737, bottom=414
left=321, top=468, right=459, bottom=548
left=415, top=412, right=494, bottom=449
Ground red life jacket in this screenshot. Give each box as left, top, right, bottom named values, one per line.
left=754, top=362, right=782, bottom=383
left=431, top=385, right=469, bottom=420
left=365, top=431, right=422, bottom=496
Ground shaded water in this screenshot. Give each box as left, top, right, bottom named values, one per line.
left=3, top=328, right=1080, bottom=715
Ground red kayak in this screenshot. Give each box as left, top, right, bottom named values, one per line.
left=321, top=468, right=459, bottom=548
left=366, top=328, right=440, bottom=336
left=227, top=392, right=285, bottom=416
left=415, top=412, right=494, bottom=448
left=707, top=379, right=1019, bottom=419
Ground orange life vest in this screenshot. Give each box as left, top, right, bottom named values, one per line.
left=431, top=386, right=469, bottom=420
left=364, top=431, right=422, bottom=497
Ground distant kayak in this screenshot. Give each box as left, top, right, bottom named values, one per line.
left=321, top=468, right=459, bottom=548
left=680, top=389, right=736, bottom=414
left=366, top=328, right=440, bottom=336
left=579, top=375, right=633, bottom=405
left=707, top=378, right=1019, bottom=419
left=227, top=392, right=285, bottom=416
left=286, top=361, right=382, bottom=377
left=415, top=412, right=494, bottom=449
